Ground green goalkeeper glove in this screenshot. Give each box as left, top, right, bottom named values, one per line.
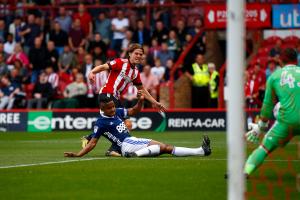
left=245, top=120, right=268, bottom=144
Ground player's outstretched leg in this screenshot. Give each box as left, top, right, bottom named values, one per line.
left=244, top=145, right=268, bottom=175
left=172, top=135, right=211, bottom=156
left=124, top=135, right=212, bottom=157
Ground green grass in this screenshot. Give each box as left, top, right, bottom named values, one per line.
left=0, top=131, right=299, bottom=200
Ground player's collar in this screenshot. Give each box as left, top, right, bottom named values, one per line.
left=100, top=110, right=114, bottom=118
left=128, top=57, right=136, bottom=69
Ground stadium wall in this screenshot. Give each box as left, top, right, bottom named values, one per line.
left=0, top=109, right=260, bottom=132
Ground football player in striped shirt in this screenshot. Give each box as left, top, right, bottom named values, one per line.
left=84, top=43, right=165, bottom=156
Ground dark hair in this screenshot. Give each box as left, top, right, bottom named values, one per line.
left=99, top=94, right=114, bottom=108
left=127, top=43, right=144, bottom=54
left=281, top=48, right=297, bottom=63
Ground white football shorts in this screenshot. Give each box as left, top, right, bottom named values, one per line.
left=121, top=137, right=151, bottom=156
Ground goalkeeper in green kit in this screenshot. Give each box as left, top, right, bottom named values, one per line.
left=244, top=48, right=300, bottom=176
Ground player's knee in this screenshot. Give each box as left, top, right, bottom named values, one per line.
left=125, top=119, right=132, bottom=131
left=160, top=144, right=173, bottom=154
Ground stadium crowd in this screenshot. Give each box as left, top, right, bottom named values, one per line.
left=0, top=2, right=209, bottom=110
left=0, top=1, right=299, bottom=110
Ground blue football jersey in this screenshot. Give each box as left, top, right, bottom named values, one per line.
left=92, top=108, right=131, bottom=151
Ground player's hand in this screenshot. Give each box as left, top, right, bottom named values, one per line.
left=137, top=90, right=145, bottom=100
left=88, top=71, right=96, bottom=84
left=153, top=102, right=166, bottom=112
left=245, top=121, right=268, bottom=144
left=246, top=130, right=259, bottom=144
left=64, top=152, right=78, bottom=157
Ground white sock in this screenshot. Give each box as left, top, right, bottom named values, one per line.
left=172, top=147, right=204, bottom=156
left=135, top=145, right=161, bottom=157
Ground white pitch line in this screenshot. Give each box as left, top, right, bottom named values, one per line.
left=0, top=157, right=299, bottom=169
left=0, top=157, right=106, bottom=169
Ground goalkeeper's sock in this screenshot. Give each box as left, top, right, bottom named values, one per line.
left=244, top=146, right=268, bottom=175
left=135, top=145, right=160, bottom=157
left=172, top=147, right=204, bottom=156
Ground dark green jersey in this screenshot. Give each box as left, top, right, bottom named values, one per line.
left=261, top=65, right=300, bottom=125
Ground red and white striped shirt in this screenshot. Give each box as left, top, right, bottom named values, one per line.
left=100, top=58, right=142, bottom=98
left=47, top=72, right=59, bottom=89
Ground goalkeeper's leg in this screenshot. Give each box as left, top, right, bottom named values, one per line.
left=244, top=122, right=293, bottom=175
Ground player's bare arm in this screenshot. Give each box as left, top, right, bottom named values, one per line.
left=137, top=85, right=166, bottom=112
left=64, top=138, right=99, bottom=157
left=127, top=91, right=144, bottom=116
left=88, top=63, right=110, bottom=84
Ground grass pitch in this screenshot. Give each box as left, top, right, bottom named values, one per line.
left=0, top=131, right=299, bottom=200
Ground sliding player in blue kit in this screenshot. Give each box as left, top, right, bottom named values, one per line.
left=64, top=91, right=212, bottom=158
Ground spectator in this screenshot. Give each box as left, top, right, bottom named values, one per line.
left=265, top=58, right=280, bottom=80
left=184, top=53, right=210, bottom=108
left=58, top=45, right=76, bottom=73
left=12, top=59, right=29, bottom=84
left=8, top=16, right=23, bottom=43
left=0, top=42, right=6, bottom=59
left=74, top=46, right=86, bottom=67
left=88, top=33, right=107, bottom=52
left=54, top=7, right=72, bottom=33
left=132, top=19, right=150, bottom=46
left=174, top=18, right=188, bottom=45
left=73, top=3, right=93, bottom=39
left=270, top=39, right=282, bottom=58
left=208, top=63, right=219, bottom=108
left=9, top=68, right=22, bottom=88
left=245, top=71, right=260, bottom=108
left=121, top=30, right=133, bottom=58
left=27, top=71, right=54, bottom=109
left=28, top=37, right=47, bottom=83
left=151, top=20, right=168, bottom=45
left=167, top=30, right=180, bottom=59
left=0, top=75, right=20, bottom=109
left=140, top=64, right=159, bottom=107
left=157, top=42, right=173, bottom=66
left=141, top=44, right=154, bottom=66
left=163, top=58, right=183, bottom=81
left=45, top=65, right=59, bottom=91
left=4, top=33, right=15, bottom=55
left=49, top=21, right=68, bottom=55
left=149, top=38, right=161, bottom=60
left=45, top=41, right=59, bottom=72
left=95, top=12, right=111, bottom=44
left=6, top=43, right=30, bottom=69
left=122, top=83, right=138, bottom=108
left=68, top=18, right=86, bottom=52
left=87, top=32, right=107, bottom=62
left=82, top=54, right=94, bottom=81
left=92, top=59, right=108, bottom=94
left=0, top=19, right=7, bottom=43
left=52, top=73, right=87, bottom=108
left=111, top=10, right=129, bottom=53
left=189, top=18, right=206, bottom=55
left=250, top=63, right=266, bottom=103
left=19, top=14, right=42, bottom=54
left=151, top=58, right=166, bottom=81
left=0, top=53, right=8, bottom=76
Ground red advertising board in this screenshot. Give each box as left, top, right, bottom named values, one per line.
left=204, top=4, right=271, bottom=29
